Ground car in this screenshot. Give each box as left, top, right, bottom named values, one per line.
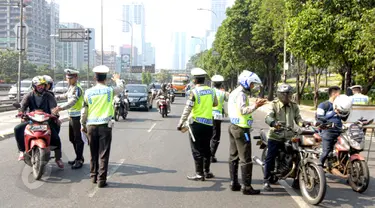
left=126, top=84, right=152, bottom=111
left=53, top=81, right=69, bottom=94
left=8, top=80, right=32, bottom=100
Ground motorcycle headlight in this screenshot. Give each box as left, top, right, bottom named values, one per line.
left=349, top=138, right=362, bottom=150
left=139, top=97, right=147, bottom=101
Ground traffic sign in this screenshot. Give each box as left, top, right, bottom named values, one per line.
left=13, top=22, right=29, bottom=35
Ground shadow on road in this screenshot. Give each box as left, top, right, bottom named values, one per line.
left=123, top=118, right=162, bottom=123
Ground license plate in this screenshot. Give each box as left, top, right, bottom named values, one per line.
left=30, top=125, right=48, bottom=131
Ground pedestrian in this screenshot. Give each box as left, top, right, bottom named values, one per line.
left=349, top=85, right=369, bottom=105
left=80, top=65, right=124, bottom=188
left=263, top=84, right=310, bottom=191
left=53, top=69, right=85, bottom=169
left=210, top=75, right=229, bottom=163
left=228, top=70, right=266, bottom=195
left=177, top=67, right=218, bottom=181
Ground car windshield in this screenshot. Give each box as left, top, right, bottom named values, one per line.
left=126, top=86, right=147, bottom=93
left=56, top=82, right=67, bottom=87
left=21, top=82, right=31, bottom=87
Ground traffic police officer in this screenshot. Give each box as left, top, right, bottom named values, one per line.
left=81, top=65, right=124, bottom=188
left=228, top=70, right=266, bottom=195
left=53, top=69, right=84, bottom=169
left=177, top=68, right=218, bottom=181
left=350, top=85, right=369, bottom=105
left=210, top=75, right=229, bottom=163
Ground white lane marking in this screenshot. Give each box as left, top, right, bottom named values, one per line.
left=278, top=180, right=311, bottom=208
left=147, top=123, right=156, bottom=133
left=88, top=158, right=125, bottom=198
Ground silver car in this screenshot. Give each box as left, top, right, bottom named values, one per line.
left=8, top=80, right=32, bottom=100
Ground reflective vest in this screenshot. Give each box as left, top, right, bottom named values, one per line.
left=351, top=94, right=369, bottom=105
left=212, top=88, right=225, bottom=120
left=191, top=86, right=214, bottom=126
left=68, top=83, right=84, bottom=117
left=228, top=87, right=253, bottom=128
left=85, top=84, right=114, bottom=125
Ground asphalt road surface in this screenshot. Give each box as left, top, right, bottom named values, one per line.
left=0, top=97, right=374, bottom=208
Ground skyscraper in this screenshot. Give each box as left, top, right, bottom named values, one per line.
left=122, top=2, right=145, bottom=68
left=60, top=23, right=85, bottom=70
left=144, top=42, right=155, bottom=66
left=211, top=0, right=228, bottom=32
left=172, top=32, right=187, bottom=70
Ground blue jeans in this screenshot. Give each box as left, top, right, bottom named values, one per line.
left=264, top=139, right=284, bottom=182
left=320, top=131, right=340, bottom=166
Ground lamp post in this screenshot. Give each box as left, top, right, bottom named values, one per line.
left=100, top=0, right=104, bottom=65
left=17, top=0, right=26, bottom=103
left=118, top=19, right=133, bottom=78
left=50, top=34, right=58, bottom=82
left=197, top=8, right=218, bottom=32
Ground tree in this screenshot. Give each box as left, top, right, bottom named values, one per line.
left=155, top=70, right=171, bottom=83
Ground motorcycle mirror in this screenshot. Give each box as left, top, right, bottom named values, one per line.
left=125, top=89, right=129, bottom=93
left=12, top=103, right=21, bottom=109
left=148, top=91, right=152, bottom=94
left=253, top=136, right=261, bottom=140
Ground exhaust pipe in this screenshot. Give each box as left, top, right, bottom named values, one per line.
left=331, top=168, right=349, bottom=179
left=252, top=156, right=264, bottom=166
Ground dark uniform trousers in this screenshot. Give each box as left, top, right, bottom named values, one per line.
left=228, top=124, right=253, bottom=186
left=190, top=122, right=213, bottom=175
left=210, top=119, right=222, bottom=157
left=87, top=124, right=112, bottom=182
left=69, top=117, right=84, bottom=160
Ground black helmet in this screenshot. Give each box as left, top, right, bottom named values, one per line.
left=161, top=83, right=167, bottom=90
left=277, top=84, right=293, bottom=104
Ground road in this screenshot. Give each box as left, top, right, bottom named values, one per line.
left=0, top=97, right=374, bottom=208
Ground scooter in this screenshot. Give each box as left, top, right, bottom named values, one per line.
left=168, top=89, right=175, bottom=103
left=313, top=118, right=373, bottom=193
left=158, top=95, right=168, bottom=118
left=114, top=92, right=129, bottom=121
left=13, top=103, right=57, bottom=180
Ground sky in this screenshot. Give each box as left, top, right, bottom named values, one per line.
left=57, top=0, right=235, bottom=68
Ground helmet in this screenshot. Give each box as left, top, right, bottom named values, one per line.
left=333, top=94, right=352, bottom=117
left=191, top=68, right=207, bottom=77
left=161, top=83, right=167, bottom=90
left=238, top=70, right=262, bottom=90
left=43, top=75, right=54, bottom=90
left=277, top=84, right=293, bottom=104
left=211, top=75, right=224, bottom=82
left=32, top=76, right=47, bottom=94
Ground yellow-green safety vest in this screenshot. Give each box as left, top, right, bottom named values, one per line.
left=68, top=83, right=84, bottom=117
left=228, top=87, right=253, bottom=128
left=84, top=84, right=114, bottom=125
left=351, top=94, right=369, bottom=105
left=191, top=86, right=215, bottom=126
left=212, top=89, right=225, bottom=120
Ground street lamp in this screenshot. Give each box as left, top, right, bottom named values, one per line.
left=191, top=36, right=206, bottom=51
left=100, top=0, right=104, bottom=65
left=197, top=8, right=218, bottom=32
left=117, top=19, right=133, bottom=78
left=50, top=34, right=58, bottom=82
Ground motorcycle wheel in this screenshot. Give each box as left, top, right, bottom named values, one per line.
left=299, top=162, right=327, bottom=205
left=161, top=108, right=165, bottom=118
left=32, top=147, right=48, bottom=180
left=163, top=107, right=168, bottom=117
left=348, top=160, right=370, bottom=193
left=114, top=107, right=120, bottom=121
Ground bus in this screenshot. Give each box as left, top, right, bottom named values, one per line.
left=172, top=74, right=189, bottom=96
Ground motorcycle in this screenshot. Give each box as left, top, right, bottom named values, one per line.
left=313, top=118, right=373, bottom=193
left=253, top=123, right=327, bottom=205
left=158, top=95, right=168, bottom=118
left=168, top=89, right=175, bottom=103
left=113, top=92, right=129, bottom=121
left=13, top=103, right=57, bottom=180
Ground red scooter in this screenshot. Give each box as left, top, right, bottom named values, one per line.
left=14, top=103, right=57, bottom=180
left=158, top=95, right=168, bottom=118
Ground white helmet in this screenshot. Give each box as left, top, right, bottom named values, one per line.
left=238, top=70, right=262, bottom=89
left=333, top=94, right=352, bottom=117
left=211, top=75, right=224, bottom=82
left=191, top=68, right=207, bottom=77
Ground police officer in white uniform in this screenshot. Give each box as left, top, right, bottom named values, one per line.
left=350, top=85, right=369, bottom=105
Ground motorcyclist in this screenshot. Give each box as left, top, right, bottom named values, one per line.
left=43, top=75, right=54, bottom=94
left=14, top=76, right=64, bottom=168
left=264, top=84, right=310, bottom=191
left=156, top=83, right=171, bottom=113
left=316, top=88, right=352, bottom=168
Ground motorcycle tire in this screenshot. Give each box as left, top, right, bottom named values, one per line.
left=161, top=108, right=165, bottom=118
left=114, top=108, right=120, bottom=121
left=348, top=160, right=370, bottom=193
left=32, top=147, right=48, bottom=180
left=261, top=148, right=268, bottom=174
left=299, top=162, right=327, bottom=205
left=163, top=107, right=168, bottom=117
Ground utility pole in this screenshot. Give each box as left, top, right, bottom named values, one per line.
left=85, top=29, right=92, bottom=89
left=17, top=0, right=25, bottom=103
left=100, top=0, right=104, bottom=65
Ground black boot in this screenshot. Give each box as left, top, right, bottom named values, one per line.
left=210, top=141, right=219, bottom=163
left=204, top=158, right=214, bottom=179
left=187, top=159, right=205, bottom=181
left=229, top=161, right=241, bottom=191
left=241, top=164, right=261, bottom=195
left=68, top=144, right=78, bottom=165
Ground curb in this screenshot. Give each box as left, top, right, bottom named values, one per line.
left=0, top=117, right=70, bottom=142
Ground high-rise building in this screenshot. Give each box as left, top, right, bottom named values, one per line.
left=94, top=51, right=117, bottom=72
left=60, top=23, right=85, bottom=70
left=172, top=32, right=187, bottom=70
left=49, top=0, right=61, bottom=69
left=122, top=2, right=145, bottom=68
left=119, top=44, right=138, bottom=67
left=83, top=28, right=95, bottom=69
left=211, top=0, right=228, bottom=32
left=0, top=0, right=56, bottom=66
left=144, top=42, right=155, bottom=66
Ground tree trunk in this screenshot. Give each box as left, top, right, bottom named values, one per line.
left=296, top=59, right=300, bottom=104
left=313, top=67, right=323, bottom=108
left=345, top=66, right=352, bottom=92
left=339, top=71, right=345, bottom=90
left=267, top=69, right=274, bottom=101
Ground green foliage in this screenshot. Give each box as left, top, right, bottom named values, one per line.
left=141, top=72, right=152, bottom=85
left=155, top=70, right=171, bottom=83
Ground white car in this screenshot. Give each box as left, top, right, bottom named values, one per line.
left=53, top=81, right=69, bottom=94
left=8, top=80, right=32, bottom=100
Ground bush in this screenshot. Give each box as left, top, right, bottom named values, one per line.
left=301, top=91, right=329, bottom=100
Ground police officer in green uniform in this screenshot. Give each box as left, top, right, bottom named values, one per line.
left=350, top=85, right=370, bottom=105
left=210, top=75, right=229, bottom=163
left=81, top=65, right=124, bottom=188
left=177, top=68, right=218, bottom=181
left=53, top=69, right=85, bottom=169
left=228, top=70, right=266, bottom=195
